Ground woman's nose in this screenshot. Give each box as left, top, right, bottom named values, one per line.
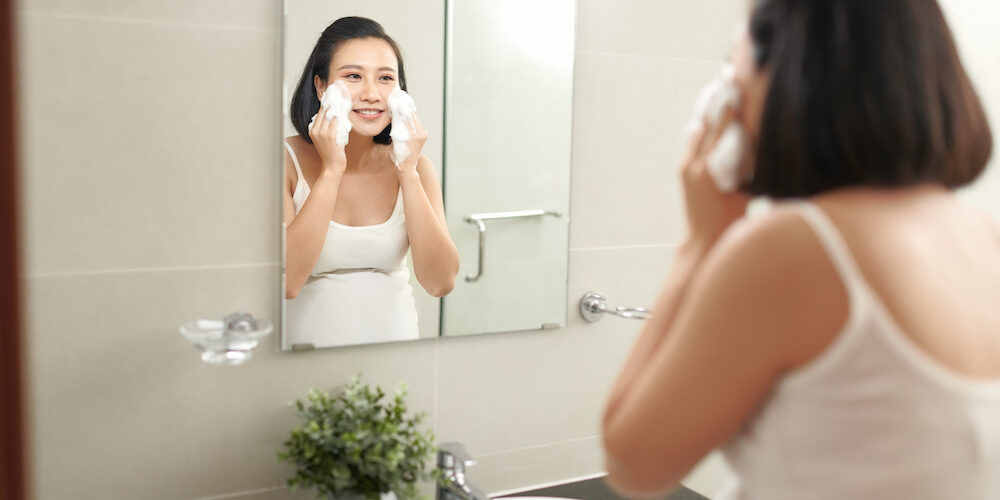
left=360, top=80, right=379, bottom=102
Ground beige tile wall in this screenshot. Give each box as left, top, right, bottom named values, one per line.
left=18, top=0, right=998, bottom=499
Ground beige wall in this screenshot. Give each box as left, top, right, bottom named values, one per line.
left=17, top=0, right=1000, bottom=499
left=941, top=0, right=1000, bottom=208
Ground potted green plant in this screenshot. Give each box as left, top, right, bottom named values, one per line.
left=278, top=375, right=438, bottom=500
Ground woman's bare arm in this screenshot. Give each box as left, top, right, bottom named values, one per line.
left=601, top=209, right=848, bottom=496
left=283, top=153, right=344, bottom=299
left=284, top=110, right=348, bottom=299
left=399, top=155, right=459, bottom=297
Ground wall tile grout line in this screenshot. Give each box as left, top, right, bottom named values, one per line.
left=475, top=434, right=602, bottom=459
left=18, top=10, right=278, bottom=34
left=188, top=484, right=286, bottom=500
left=26, top=261, right=279, bottom=279
left=575, top=48, right=728, bottom=65
left=570, top=243, right=679, bottom=252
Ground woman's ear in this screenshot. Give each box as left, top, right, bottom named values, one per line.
left=314, top=75, right=325, bottom=101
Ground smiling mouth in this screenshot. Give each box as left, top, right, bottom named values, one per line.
left=354, top=109, right=384, bottom=120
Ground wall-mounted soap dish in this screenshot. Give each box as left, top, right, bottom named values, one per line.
left=179, top=312, right=272, bottom=366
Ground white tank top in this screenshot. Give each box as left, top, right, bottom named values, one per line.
left=717, top=201, right=1000, bottom=500
left=283, top=141, right=419, bottom=347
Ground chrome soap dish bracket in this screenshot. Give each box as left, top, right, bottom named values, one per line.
left=179, top=312, right=273, bottom=366
left=579, top=291, right=652, bottom=322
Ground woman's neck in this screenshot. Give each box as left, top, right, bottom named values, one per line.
left=343, top=132, right=382, bottom=171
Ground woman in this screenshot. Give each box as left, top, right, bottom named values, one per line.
left=602, top=1, right=999, bottom=498
left=284, top=17, right=458, bottom=347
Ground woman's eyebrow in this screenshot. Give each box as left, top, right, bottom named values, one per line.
left=336, top=64, right=397, bottom=73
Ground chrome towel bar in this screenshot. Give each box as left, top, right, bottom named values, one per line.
left=463, top=209, right=563, bottom=282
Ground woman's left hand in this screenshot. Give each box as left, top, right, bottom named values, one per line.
left=395, top=112, right=428, bottom=176
left=680, top=106, right=752, bottom=254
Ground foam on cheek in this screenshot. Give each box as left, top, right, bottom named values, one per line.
left=387, top=85, right=417, bottom=166
left=707, top=124, right=747, bottom=192
left=686, top=65, right=748, bottom=192
left=309, top=80, right=353, bottom=147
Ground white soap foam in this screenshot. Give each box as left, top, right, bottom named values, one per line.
left=707, top=123, right=747, bottom=192
left=387, top=85, right=417, bottom=167
left=686, top=65, right=747, bottom=192
left=696, top=65, right=740, bottom=127
left=310, top=80, right=352, bottom=147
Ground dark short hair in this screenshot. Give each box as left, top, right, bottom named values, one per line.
left=289, top=17, right=407, bottom=145
left=744, top=0, right=992, bottom=198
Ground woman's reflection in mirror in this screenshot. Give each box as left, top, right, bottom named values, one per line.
left=283, top=17, right=458, bottom=348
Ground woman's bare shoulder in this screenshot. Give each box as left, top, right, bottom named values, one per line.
left=284, top=134, right=322, bottom=170
left=284, top=135, right=311, bottom=156
left=716, top=203, right=826, bottom=260
left=704, top=204, right=851, bottom=368
left=409, top=154, right=439, bottom=184
left=284, top=136, right=314, bottom=188
left=415, top=153, right=436, bottom=172
left=284, top=136, right=303, bottom=165
left=707, top=203, right=849, bottom=314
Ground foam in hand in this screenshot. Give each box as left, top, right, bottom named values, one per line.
left=387, top=85, right=417, bottom=166
left=310, top=80, right=352, bottom=147
left=686, top=65, right=747, bottom=192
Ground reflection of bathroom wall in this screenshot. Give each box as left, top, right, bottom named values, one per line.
left=281, top=1, right=445, bottom=340
left=441, top=0, right=573, bottom=336
left=17, top=2, right=1000, bottom=500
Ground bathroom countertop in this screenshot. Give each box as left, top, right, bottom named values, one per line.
left=502, top=476, right=708, bottom=500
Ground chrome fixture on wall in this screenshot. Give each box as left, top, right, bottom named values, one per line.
left=579, top=292, right=651, bottom=322
left=436, top=442, right=488, bottom=500
left=179, top=312, right=272, bottom=365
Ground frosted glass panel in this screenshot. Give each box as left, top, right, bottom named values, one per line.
left=441, top=0, right=575, bottom=336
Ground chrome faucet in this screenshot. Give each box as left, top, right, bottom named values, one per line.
left=436, top=442, right=489, bottom=500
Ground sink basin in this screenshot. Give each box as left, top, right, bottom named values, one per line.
left=493, top=475, right=708, bottom=500
left=495, top=497, right=582, bottom=500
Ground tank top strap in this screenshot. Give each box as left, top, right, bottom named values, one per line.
left=784, top=200, right=869, bottom=301
left=775, top=199, right=878, bottom=391
left=284, top=140, right=307, bottom=189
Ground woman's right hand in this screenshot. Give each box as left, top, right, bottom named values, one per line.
left=680, top=106, right=752, bottom=253
left=308, top=103, right=348, bottom=174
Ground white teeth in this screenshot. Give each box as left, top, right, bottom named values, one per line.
left=357, top=110, right=380, bottom=115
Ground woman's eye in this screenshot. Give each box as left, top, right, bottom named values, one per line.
left=344, top=73, right=361, bottom=80
left=379, top=75, right=395, bottom=82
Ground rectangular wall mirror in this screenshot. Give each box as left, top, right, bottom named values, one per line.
left=280, top=0, right=575, bottom=350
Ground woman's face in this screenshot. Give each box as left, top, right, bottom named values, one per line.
left=317, top=37, right=399, bottom=137
left=731, top=22, right=770, bottom=143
